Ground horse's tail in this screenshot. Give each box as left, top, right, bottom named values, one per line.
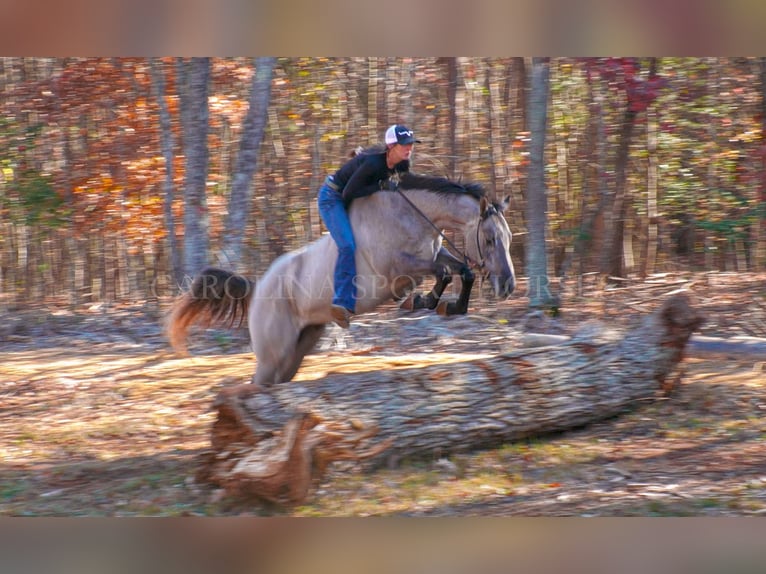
left=165, top=267, right=254, bottom=354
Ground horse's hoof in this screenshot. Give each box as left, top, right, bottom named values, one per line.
left=401, top=293, right=431, bottom=311
left=399, top=293, right=415, bottom=311
left=436, top=300, right=468, bottom=316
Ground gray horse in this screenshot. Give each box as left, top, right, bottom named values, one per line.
left=167, top=173, right=516, bottom=387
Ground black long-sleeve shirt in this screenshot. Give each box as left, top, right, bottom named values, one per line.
left=330, top=150, right=410, bottom=204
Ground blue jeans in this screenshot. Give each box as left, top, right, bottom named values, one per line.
left=318, top=183, right=356, bottom=312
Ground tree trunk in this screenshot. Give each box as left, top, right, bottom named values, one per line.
left=444, top=57, right=458, bottom=178
left=504, top=57, right=527, bottom=212
left=600, top=106, right=636, bottom=281
left=177, top=57, right=211, bottom=278
left=507, top=57, right=526, bottom=134
left=199, top=293, right=703, bottom=505
left=757, top=57, right=766, bottom=270
left=600, top=58, right=659, bottom=282
left=641, top=104, right=659, bottom=277
left=525, top=57, right=557, bottom=309
left=560, top=66, right=601, bottom=281
left=150, top=58, right=183, bottom=287
left=345, top=58, right=367, bottom=142
left=221, top=57, right=276, bottom=269
left=367, top=58, right=380, bottom=139
left=485, top=59, right=506, bottom=193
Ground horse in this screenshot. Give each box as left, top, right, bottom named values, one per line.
left=166, top=172, right=516, bottom=387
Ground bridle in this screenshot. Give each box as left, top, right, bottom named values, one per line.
left=474, top=203, right=500, bottom=271
left=394, top=186, right=492, bottom=272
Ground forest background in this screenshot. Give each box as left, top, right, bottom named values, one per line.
left=2, top=56, right=765, bottom=309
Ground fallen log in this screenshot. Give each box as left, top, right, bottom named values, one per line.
left=199, top=293, right=704, bottom=505
left=521, top=333, right=766, bottom=359
left=687, top=335, right=766, bottom=359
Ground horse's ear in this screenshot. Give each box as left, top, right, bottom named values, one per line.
left=500, top=195, right=510, bottom=212
left=480, top=195, right=490, bottom=214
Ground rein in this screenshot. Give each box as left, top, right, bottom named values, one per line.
left=394, top=186, right=486, bottom=270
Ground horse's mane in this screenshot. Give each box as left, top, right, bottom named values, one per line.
left=344, top=148, right=489, bottom=202
left=398, top=172, right=487, bottom=201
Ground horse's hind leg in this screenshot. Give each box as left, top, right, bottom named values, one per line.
left=248, top=299, right=302, bottom=387
left=251, top=319, right=326, bottom=387
left=280, top=324, right=326, bottom=382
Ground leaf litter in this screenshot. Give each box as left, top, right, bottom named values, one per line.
left=1, top=271, right=765, bottom=515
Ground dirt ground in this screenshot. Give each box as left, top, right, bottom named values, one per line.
left=1, top=271, right=765, bottom=516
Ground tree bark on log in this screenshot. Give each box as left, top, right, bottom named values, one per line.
left=521, top=333, right=766, bottom=359
left=198, top=294, right=704, bottom=505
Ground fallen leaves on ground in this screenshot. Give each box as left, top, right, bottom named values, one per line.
left=1, top=271, right=765, bottom=516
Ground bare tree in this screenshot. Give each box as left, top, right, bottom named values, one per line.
left=641, top=80, right=659, bottom=277
left=149, top=58, right=182, bottom=286
left=177, top=57, right=211, bottom=278
left=600, top=58, right=659, bottom=282
left=600, top=95, right=637, bottom=281
left=442, top=57, right=459, bottom=178
left=525, top=57, right=558, bottom=309
left=220, top=57, right=276, bottom=269
left=757, top=57, right=766, bottom=270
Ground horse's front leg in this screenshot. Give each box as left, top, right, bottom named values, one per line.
left=436, top=265, right=475, bottom=316
left=400, top=269, right=452, bottom=310
left=398, top=247, right=462, bottom=311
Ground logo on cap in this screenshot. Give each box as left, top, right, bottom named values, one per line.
left=385, top=124, right=420, bottom=145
